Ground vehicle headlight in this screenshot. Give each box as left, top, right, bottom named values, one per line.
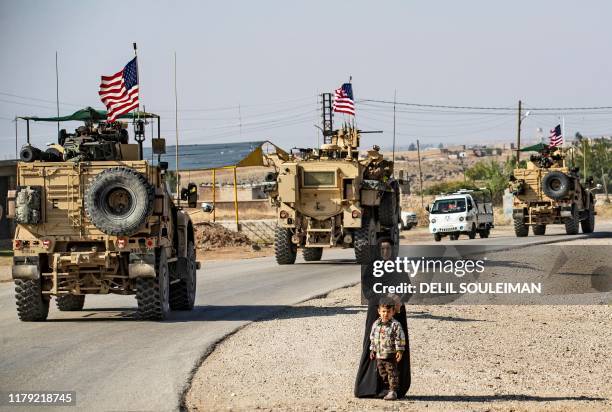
left=431, top=218, right=436, bottom=224
left=459, top=216, right=464, bottom=221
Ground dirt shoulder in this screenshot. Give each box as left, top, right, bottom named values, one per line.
left=186, top=284, right=611, bottom=411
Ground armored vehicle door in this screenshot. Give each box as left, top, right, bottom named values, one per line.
left=278, top=164, right=297, bottom=204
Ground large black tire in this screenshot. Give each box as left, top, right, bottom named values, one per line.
left=56, top=295, right=85, bottom=311
left=302, top=247, right=323, bottom=262
left=274, top=227, right=296, bottom=265
left=84, top=167, right=155, bottom=236
left=379, top=191, right=397, bottom=226
left=564, top=206, right=579, bottom=235
left=468, top=224, right=477, bottom=239
left=478, top=228, right=490, bottom=238
left=532, top=224, right=546, bottom=236
left=542, top=171, right=571, bottom=200
left=15, top=278, right=49, bottom=321
left=581, top=202, right=595, bottom=234
left=434, top=233, right=442, bottom=242
left=514, top=218, right=529, bottom=237
left=169, top=241, right=197, bottom=310
left=354, top=215, right=377, bottom=264
left=135, top=248, right=170, bottom=320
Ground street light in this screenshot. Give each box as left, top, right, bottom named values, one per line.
left=516, top=103, right=530, bottom=162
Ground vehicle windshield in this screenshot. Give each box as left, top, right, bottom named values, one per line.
left=431, top=198, right=466, bottom=214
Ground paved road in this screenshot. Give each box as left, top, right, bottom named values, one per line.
left=0, top=251, right=361, bottom=412
left=0, top=223, right=610, bottom=411
left=405, top=221, right=612, bottom=246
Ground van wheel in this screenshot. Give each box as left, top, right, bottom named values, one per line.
left=468, top=224, right=477, bottom=239
left=434, top=233, right=442, bottom=242
left=479, top=228, right=490, bottom=238
left=532, top=225, right=546, bottom=236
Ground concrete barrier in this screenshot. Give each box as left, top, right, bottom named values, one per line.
left=217, top=219, right=277, bottom=244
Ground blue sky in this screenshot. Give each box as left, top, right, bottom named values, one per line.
left=1, top=0, right=611, bottom=158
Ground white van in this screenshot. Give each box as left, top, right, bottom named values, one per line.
left=427, top=189, right=494, bottom=241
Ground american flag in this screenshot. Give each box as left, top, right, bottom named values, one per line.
left=549, top=124, right=563, bottom=147
left=333, top=83, right=355, bottom=116
left=99, top=57, right=139, bottom=122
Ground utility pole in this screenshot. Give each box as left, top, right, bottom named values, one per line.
left=14, top=118, right=17, bottom=159
left=392, top=89, right=396, bottom=177
left=417, top=139, right=424, bottom=209
left=602, top=167, right=610, bottom=203
left=516, top=100, right=522, bottom=163
left=583, top=138, right=587, bottom=184
left=55, top=51, right=60, bottom=133
left=174, top=52, right=180, bottom=203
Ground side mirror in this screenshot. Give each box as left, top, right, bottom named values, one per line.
left=468, top=204, right=473, bottom=211
left=187, top=183, right=198, bottom=208
left=201, top=202, right=214, bottom=213
left=159, top=161, right=169, bottom=171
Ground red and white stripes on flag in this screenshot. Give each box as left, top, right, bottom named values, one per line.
left=549, top=124, right=563, bottom=147
left=333, top=83, right=355, bottom=116
left=99, top=57, right=139, bottom=122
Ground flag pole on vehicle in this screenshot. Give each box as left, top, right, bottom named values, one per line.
left=98, top=46, right=141, bottom=155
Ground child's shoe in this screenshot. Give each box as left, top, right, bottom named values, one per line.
left=383, top=390, right=397, bottom=401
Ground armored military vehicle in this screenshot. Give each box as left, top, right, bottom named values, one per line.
left=509, top=146, right=596, bottom=237
left=8, top=108, right=200, bottom=321
left=265, top=95, right=401, bottom=264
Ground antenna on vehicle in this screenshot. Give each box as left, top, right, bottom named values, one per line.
left=174, top=51, right=180, bottom=207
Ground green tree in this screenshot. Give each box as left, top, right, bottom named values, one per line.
left=465, top=159, right=507, bottom=203
left=569, top=136, right=611, bottom=192
left=422, top=181, right=478, bottom=196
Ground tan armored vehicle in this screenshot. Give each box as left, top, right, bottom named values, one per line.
left=509, top=147, right=596, bottom=237
left=266, top=122, right=401, bottom=264
left=8, top=109, right=200, bottom=321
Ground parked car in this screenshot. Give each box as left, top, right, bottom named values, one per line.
left=400, top=210, right=418, bottom=230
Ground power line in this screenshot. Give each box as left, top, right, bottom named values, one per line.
left=0, top=91, right=82, bottom=107
left=360, top=99, right=515, bottom=111
left=360, top=98, right=612, bottom=112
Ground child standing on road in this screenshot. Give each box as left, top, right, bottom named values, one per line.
left=369, top=304, right=406, bottom=401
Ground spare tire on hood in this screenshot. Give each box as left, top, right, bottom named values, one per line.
left=85, top=167, right=155, bottom=236
left=542, top=171, right=571, bottom=200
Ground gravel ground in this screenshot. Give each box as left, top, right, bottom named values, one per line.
left=186, top=284, right=611, bottom=412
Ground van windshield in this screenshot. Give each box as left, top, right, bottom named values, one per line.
left=431, top=198, right=466, bottom=214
